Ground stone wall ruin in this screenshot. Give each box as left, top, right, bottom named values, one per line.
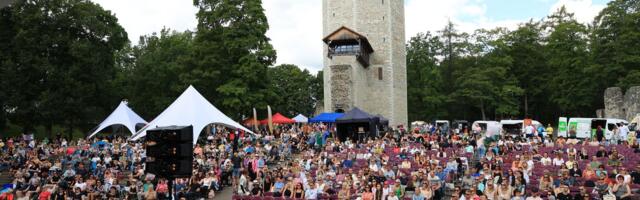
left=603, top=86, right=640, bottom=120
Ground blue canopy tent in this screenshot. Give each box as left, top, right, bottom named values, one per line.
left=309, top=112, right=345, bottom=123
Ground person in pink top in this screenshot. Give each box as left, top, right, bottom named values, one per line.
left=194, top=144, right=203, bottom=156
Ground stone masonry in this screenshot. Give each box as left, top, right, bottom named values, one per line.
left=624, top=86, right=640, bottom=121
left=322, top=0, right=408, bottom=127
left=330, top=65, right=353, bottom=111
left=604, top=87, right=625, bottom=119
left=604, top=86, right=640, bottom=121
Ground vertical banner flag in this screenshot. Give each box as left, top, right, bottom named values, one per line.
left=253, top=108, right=258, bottom=131
left=267, top=105, right=273, bottom=134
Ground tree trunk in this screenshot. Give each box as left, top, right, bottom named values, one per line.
left=524, top=93, right=529, bottom=118
left=480, top=100, right=486, bottom=120
left=46, top=123, right=53, bottom=139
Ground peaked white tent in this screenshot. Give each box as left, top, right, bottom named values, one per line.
left=88, top=101, right=147, bottom=138
left=130, top=85, right=253, bottom=144
left=293, top=114, right=308, bottom=123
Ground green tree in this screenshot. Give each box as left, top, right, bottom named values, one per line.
left=438, top=21, right=476, bottom=120
left=0, top=7, right=13, bottom=131
left=545, top=6, right=595, bottom=116
left=312, top=70, right=324, bottom=111
left=406, top=32, right=446, bottom=121
left=0, top=0, right=127, bottom=136
left=121, top=29, right=194, bottom=119
left=503, top=21, right=550, bottom=118
left=590, top=0, right=640, bottom=91
left=266, top=64, right=317, bottom=116
left=438, top=21, right=470, bottom=95
left=451, top=29, right=522, bottom=120
left=192, top=0, right=276, bottom=119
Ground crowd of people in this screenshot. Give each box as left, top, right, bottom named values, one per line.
left=0, top=121, right=639, bottom=200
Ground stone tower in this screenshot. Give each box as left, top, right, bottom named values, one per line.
left=322, top=0, right=407, bottom=127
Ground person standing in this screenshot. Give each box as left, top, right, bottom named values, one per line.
left=546, top=124, right=554, bottom=140
left=315, top=130, right=323, bottom=153
left=237, top=170, right=249, bottom=195
left=537, top=125, right=546, bottom=143
left=596, top=126, right=605, bottom=143
left=525, top=124, right=535, bottom=139
left=612, top=127, right=620, bottom=145
left=619, top=124, right=629, bottom=144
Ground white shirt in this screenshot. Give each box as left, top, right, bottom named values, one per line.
left=526, top=160, right=535, bottom=171
left=525, top=125, right=534, bottom=135
left=620, top=125, right=629, bottom=140
left=541, top=157, right=551, bottom=166
left=238, top=175, right=248, bottom=194
left=552, top=158, right=564, bottom=166
left=369, top=163, right=380, bottom=172
left=305, top=188, right=320, bottom=199
left=74, top=182, right=86, bottom=191
left=104, top=156, right=112, bottom=164
left=381, top=187, right=390, bottom=199
left=387, top=195, right=399, bottom=200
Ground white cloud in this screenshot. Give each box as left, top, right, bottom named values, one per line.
left=91, top=0, right=198, bottom=45
left=91, top=0, right=608, bottom=73
left=405, top=0, right=525, bottom=42
left=263, top=0, right=323, bottom=73
left=548, top=0, right=606, bottom=23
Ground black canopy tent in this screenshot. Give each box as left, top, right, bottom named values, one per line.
left=336, top=107, right=379, bottom=142
left=375, top=114, right=389, bottom=134
left=376, top=114, right=389, bottom=126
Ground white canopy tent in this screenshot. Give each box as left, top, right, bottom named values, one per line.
left=292, top=114, right=308, bottom=123
left=130, top=85, right=253, bottom=144
left=87, top=101, right=147, bottom=138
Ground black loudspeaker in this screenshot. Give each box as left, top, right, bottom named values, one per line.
left=145, top=125, right=193, bottom=178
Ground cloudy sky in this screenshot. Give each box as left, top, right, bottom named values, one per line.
left=92, top=0, right=610, bottom=73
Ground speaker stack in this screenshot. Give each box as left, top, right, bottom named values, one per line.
left=145, top=125, right=193, bottom=178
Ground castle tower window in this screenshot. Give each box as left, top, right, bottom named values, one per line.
left=323, top=26, right=374, bottom=67
left=332, top=43, right=360, bottom=55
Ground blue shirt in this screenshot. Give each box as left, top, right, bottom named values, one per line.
left=257, top=158, right=265, bottom=168
left=436, top=171, right=447, bottom=181
left=274, top=182, right=285, bottom=191
left=323, top=131, right=330, bottom=143
left=343, top=160, right=353, bottom=168
left=384, top=170, right=395, bottom=178
left=412, top=194, right=425, bottom=200
left=245, top=146, right=255, bottom=153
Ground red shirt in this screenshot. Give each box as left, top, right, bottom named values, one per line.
left=229, top=133, right=235, bottom=141
left=38, top=190, right=51, bottom=200
left=66, top=147, right=76, bottom=155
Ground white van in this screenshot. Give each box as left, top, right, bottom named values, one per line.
left=435, top=120, right=450, bottom=129
left=411, top=121, right=426, bottom=129
left=472, top=120, right=500, bottom=137
left=559, top=117, right=629, bottom=139
left=499, top=119, right=542, bottom=136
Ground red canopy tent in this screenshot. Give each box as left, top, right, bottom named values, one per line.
left=260, top=113, right=295, bottom=124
